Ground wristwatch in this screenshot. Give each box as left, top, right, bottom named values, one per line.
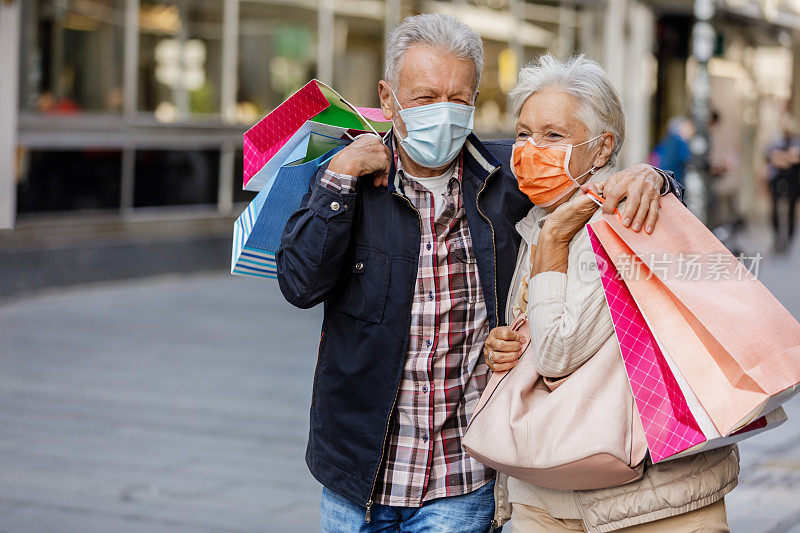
left=650, top=166, right=682, bottom=199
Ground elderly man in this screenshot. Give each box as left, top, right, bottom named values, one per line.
left=277, top=14, right=679, bottom=532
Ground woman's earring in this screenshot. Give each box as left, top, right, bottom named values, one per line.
left=589, top=167, right=598, bottom=176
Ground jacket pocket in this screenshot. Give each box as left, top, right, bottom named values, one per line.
left=332, top=249, right=391, bottom=323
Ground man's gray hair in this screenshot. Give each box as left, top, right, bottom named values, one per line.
left=510, top=54, right=625, bottom=165
left=385, top=14, right=484, bottom=92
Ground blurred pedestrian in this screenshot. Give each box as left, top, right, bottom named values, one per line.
left=277, top=14, right=678, bottom=533
left=708, top=110, right=741, bottom=226
left=650, top=116, right=694, bottom=187
left=765, top=114, right=800, bottom=254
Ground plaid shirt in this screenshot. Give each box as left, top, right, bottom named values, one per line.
left=320, top=145, right=493, bottom=507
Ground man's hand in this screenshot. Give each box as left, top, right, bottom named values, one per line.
left=327, top=134, right=391, bottom=187
left=484, top=327, right=525, bottom=373
left=598, top=163, right=663, bottom=234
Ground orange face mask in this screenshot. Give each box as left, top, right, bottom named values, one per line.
left=511, top=136, right=601, bottom=207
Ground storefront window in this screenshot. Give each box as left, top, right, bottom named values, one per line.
left=475, top=39, right=514, bottom=134
left=134, top=149, right=220, bottom=207
left=19, top=0, right=125, bottom=114
left=232, top=149, right=257, bottom=205
left=236, top=1, right=318, bottom=124
left=333, top=13, right=383, bottom=108
left=17, top=149, right=123, bottom=212
left=138, top=1, right=223, bottom=120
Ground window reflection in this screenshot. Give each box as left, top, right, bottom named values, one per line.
left=138, top=1, right=223, bottom=120
left=237, top=1, right=318, bottom=124
left=20, top=0, right=125, bottom=114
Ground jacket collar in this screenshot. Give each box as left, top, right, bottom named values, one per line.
left=461, top=133, right=503, bottom=183
left=386, top=130, right=501, bottom=194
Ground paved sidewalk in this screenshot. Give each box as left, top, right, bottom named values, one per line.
left=0, top=275, right=324, bottom=532
left=0, top=223, right=798, bottom=532
left=723, top=223, right=800, bottom=533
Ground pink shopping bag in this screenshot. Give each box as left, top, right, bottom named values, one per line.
left=588, top=224, right=788, bottom=462
left=242, top=79, right=391, bottom=191
left=588, top=225, right=706, bottom=462
left=589, top=196, right=800, bottom=437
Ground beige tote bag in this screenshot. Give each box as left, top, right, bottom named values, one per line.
left=463, top=313, right=648, bottom=491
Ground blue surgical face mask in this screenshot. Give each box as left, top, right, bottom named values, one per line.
left=391, top=87, right=475, bottom=168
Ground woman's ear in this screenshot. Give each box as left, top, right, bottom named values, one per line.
left=378, top=80, right=394, bottom=121
left=593, top=133, right=615, bottom=168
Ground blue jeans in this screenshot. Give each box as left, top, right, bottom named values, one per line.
left=321, top=481, right=496, bottom=533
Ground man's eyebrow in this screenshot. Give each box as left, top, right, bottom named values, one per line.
left=407, top=88, right=437, bottom=97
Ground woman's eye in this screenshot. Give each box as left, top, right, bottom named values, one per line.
left=547, top=132, right=562, bottom=139
left=516, top=132, right=530, bottom=140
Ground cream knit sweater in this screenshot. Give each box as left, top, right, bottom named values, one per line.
left=504, top=189, right=616, bottom=519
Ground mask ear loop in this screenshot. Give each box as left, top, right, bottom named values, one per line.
left=389, top=86, right=405, bottom=112
left=565, top=133, right=605, bottom=182
left=387, top=86, right=410, bottom=143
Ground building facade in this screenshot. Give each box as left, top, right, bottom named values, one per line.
left=0, top=0, right=798, bottom=229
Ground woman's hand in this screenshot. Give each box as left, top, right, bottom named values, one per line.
left=541, top=192, right=599, bottom=245
left=484, top=327, right=526, bottom=372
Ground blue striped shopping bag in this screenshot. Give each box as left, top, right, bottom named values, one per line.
left=231, top=145, right=346, bottom=279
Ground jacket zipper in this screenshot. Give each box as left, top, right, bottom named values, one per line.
left=475, top=165, right=502, bottom=530
left=457, top=164, right=504, bottom=438
left=475, top=167, right=500, bottom=328
left=363, top=167, right=498, bottom=521
left=363, top=191, right=424, bottom=523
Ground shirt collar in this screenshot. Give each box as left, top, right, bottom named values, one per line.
left=392, top=138, right=463, bottom=196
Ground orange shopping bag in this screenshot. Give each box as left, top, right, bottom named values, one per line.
left=589, top=195, right=800, bottom=436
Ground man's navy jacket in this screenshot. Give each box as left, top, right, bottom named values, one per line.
left=276, top=133, right=679, bottom=509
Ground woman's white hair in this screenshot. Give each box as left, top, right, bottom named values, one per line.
left=385, top=14, right=483, bottom=93
left=510, top=54, right=625, bottom=165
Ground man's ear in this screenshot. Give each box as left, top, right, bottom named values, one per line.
left=378, top=80, right=394, bottom=121
left=473, top=89, right=480, bottom=106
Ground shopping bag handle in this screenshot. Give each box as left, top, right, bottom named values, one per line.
left=337, top=97, right=382, bottom=137
left=585, top=189, right=623, bottom=222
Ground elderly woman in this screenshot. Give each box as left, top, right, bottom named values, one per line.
left=482, top=55, right=739, bottom=532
